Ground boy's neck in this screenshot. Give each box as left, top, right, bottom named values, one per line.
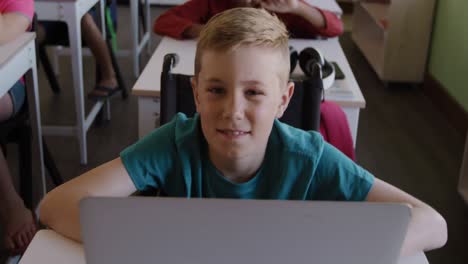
left=208, top=148, right=266, bottom=184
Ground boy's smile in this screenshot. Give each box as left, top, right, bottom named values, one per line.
left=192, top=46, right=294, bottom=179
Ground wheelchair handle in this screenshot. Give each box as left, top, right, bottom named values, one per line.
left=162, top=53, right=179, bottom=73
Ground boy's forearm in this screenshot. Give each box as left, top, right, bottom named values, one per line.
left=400, top=205, right=447, bottom=256
left=39, top=185, right=83, bottom=242
left=39, top=158, right=136, bottom=242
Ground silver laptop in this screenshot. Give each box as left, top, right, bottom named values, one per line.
left=80, top=197, right=411, bottom=264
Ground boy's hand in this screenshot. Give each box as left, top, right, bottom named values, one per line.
left=260, top=0, right=301, bottom=14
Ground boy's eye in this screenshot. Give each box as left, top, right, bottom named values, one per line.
left=245, top=89, right=263, bottom=96
left=207, top=87, right=224, bottom=94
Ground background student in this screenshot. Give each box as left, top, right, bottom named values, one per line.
left=153, top=0, right=343, bottom=39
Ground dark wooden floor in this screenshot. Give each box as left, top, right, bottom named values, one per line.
left=2, top=5, right=467, bottom=264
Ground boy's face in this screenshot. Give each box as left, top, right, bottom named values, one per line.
left=192, top=46, right=294, bottom=162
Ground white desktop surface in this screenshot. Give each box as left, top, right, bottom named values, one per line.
left=20, top=230, right=429, bottom=264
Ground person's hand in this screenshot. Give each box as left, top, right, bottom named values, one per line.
left=260, top=0, right=301, bottom=14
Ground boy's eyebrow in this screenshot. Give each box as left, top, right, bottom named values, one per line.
left=240, top=80, right=265, bottom=86
left=202, top=78, right=266, bottom=86
left=203, top=78, right=225, bottom=84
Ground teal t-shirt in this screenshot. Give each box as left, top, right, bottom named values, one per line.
left=120, top=113, right=374, bottom=201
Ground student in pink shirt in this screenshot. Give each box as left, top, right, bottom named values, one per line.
left=0, top=0, right=37, bottom=256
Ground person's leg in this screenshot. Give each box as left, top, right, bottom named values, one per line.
left=0, top=83, right=36, bottom=255
left=0, top=81, right=26, bottom=122
left=0, top=150, right=36, bottom=255
left=0, top=94, right=13, bottom=122
left=81, top=13, right=118, bottom=97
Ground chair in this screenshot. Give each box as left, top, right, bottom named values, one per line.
left=37, top=0, right=128, bottom=99
left=159, top=54, right=324, bottom=131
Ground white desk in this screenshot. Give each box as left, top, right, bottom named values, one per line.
left=0, top=33, right=46, bottom=206
left=132, top=37, right=365, bottom=146
left=20, top=229, right=429, bottom=264
left=35, top=0, right=110, bottom=165
left=47, top=1, right=151, bottom=78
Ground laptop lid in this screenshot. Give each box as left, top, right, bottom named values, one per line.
left=80, top=197, right=411, bottom=264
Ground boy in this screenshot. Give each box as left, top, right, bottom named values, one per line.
left=0, top=0, right=37, bottom=255
left=153, top=0, right=343, bottom=39
left=40, top=8, right=447, bottom=257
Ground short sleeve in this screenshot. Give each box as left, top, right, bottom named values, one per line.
left=1, top=0, right=34, bottom=22
left=120, top=118, right=179, bottom=192
left=309, top=142, right=374, bottom=201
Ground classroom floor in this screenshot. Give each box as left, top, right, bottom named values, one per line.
left=1, top=5, right=468, bottom=264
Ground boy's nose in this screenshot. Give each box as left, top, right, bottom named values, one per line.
left=222, top=94, right=245, bottom=120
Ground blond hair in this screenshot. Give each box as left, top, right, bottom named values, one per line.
left=194, top=7, right=290, bottom=83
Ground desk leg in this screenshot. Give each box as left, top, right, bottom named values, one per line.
left=459, top=131, right=468, bottom=204
left=130, top=0, right=140, bottom=77
left=145, top=0, right=151, bottom=55
left=65, top=7, right=87, bottom=165
left=25, top=47, right=46, bottom=206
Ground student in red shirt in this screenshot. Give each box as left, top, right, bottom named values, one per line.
left=154, top=0, right=343, bottom=39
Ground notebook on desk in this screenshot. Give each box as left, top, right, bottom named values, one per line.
left=80, top=197, right=411, bottom=264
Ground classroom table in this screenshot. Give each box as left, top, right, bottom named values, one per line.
left=132, top=37, right=365, bottom=146
left=35, top=0, right=109, bottom=165
left=0, top=33, right=46, bottom=206
left=19, top=229, right=429, bottom=264
left=44, top=0, right=151, bottom=78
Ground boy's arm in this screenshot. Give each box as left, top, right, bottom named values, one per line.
left=0, top=13, right=30, bottom=44
left=261, top=0, right=343, bottom=38
left=366, top=178, right=448, bottom=256
left=39, top=158, right=136, bottom=242
left=153, top=0, right=211, bottom=39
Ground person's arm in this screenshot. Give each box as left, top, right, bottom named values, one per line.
left=366, top=178, right=447, bottom=256
left=261, top=0, right=343, bottom=38
left=39, top=158, right=136, bottom=242
left=153, top=0, right=211, bottom=39
left=0, top=12, right=30, bottom=44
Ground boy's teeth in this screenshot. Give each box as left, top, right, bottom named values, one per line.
left=225, top=130, right=244, bottom=135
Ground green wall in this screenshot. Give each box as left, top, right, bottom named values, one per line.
left=428, top=0, right=468, bottom=111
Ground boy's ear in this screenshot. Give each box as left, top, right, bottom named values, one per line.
left=276, top=81, right=295, bottom=118
left=191, top=77, right=200, bottom=112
